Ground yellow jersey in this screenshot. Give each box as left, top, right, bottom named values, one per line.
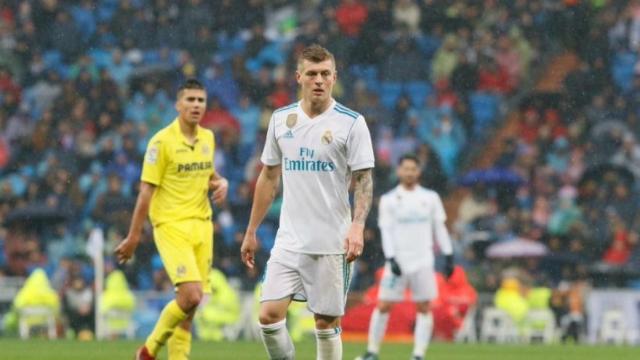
left=141, top=118, right=216, bottom=226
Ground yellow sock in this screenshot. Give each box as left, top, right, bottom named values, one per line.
left=145, top=300, right=188, bottom=356
left=167, top=326, right=192, bottom=360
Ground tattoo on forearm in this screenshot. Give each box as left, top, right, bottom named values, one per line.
left=353, top=169, right=373, bottom=225
left=270, top=179, right=279, bottom=200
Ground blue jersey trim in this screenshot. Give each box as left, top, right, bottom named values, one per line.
left=335, top=103, right=359, bottom=118
left=274, top=102, right=298, bottom=114
left=334, top=107, right=358, bottom=119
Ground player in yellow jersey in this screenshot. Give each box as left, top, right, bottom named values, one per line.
left=114, top=79, right=228, bottom=360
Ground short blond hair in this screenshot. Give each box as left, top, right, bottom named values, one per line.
left=297, top=44, right=335, bottom=70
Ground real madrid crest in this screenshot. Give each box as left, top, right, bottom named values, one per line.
left=286, top=113, right=298, bottom=128
left=321, top=130, right=333, bottom=145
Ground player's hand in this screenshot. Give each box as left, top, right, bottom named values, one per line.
left=241, top=231, right=258, bottom=269
left=387, top=257, right=402, bottom=276
left=444, top=255, right=454, bottom=280
left=114, top=236, right=139, bottom=265
left=344, top=223, right=365, bottom=263
left=210, top=177, right=229, bottom=206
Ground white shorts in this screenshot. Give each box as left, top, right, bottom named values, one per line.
left=260, top=247, right=353, bottom=316
left=378, top=263, right=438, bottom=302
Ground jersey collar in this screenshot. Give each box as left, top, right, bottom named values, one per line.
left=299, top=98, right=335, bottom=120
left=170, top=118, right=202, bottom=149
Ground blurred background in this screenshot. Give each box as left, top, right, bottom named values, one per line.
left=0, top=0, right=639, bottom=347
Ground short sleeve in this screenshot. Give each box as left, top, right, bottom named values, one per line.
left=377, top=195, right=393, bottom=230
left=433, top=193, right=447, bottom=222
left=260, top=114, right=282, bottom=166
left=141, top=136, right=167, bottom=185
left=347, top=116, right=375, bottom=171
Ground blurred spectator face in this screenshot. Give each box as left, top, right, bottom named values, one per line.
left=614, top=183, right=629, bottom=199
left=175, top=88, right=206, bottom=126
left=108, top=175, right=122, bottom=193
left=296, top=58, right=336, bottom=107
left=396, top=157, right=420, bottom=187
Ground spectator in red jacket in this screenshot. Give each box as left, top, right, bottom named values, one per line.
left=335, top=0, right=368, bottom=38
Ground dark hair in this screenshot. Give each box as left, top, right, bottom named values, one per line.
left=297, top=44, right=335, bottom=69
left=398, top=153, right=420, bottom=166
left=177, top=78, right=205, bottom=98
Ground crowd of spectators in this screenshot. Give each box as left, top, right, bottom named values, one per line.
left=456, top=0, right=640, bottom=293
left=0, top=0, right=617, bottom=321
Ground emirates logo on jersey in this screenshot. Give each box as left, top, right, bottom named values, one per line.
left=321, top=130, right=333, bottom=145
left=286, top=113, right=298, bottom=128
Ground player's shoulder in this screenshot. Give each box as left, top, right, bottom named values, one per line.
left=333, top=102, right=362, bottom=121
left=148, top=124, right=174, bottom=145
left=418, top=186, right=442, bottom=200
left=198, top=125, right=215, bottom=141
left=272, top=102, right=299, bottom=117
left=381, top=186, right=400, bottom=200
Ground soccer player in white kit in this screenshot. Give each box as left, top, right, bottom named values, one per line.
left=241, top=44, right=375, bottom=360
left=357, top=154, right=454, bottom=360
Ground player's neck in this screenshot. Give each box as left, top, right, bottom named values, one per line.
left=178, top=118, right=198, bottom=142
left=301, top=98, right=332, bottom=118
left=400, top=183, right=417, bottom=191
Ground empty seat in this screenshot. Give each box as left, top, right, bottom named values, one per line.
left=480, top=307, right=518, bottom=343
left=600, top=310, right=626, bottom=345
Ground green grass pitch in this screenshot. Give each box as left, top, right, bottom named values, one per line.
left=0, top=339, right=639, bottom=359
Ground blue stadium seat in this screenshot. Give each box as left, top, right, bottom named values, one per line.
left=88, top=48, right=112, bottom=68
left=612, top=51, right=637, bottom=92
left=405, top=81, right=433, bottom=108
left=378, top=81, right=403, bottom=110
left=470, top=91, right=500, bottom=135
left=42, top=50, right=62, bottom=69
left=349, top=65, right=379, bottom=92
left=415, top=34, right=442, bottom=59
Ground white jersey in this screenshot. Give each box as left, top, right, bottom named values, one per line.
left=261, top=100, right=375, bottom=254
left=378, top=185, right=451, bottom=273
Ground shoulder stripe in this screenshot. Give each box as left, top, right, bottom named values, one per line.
left=335, top=107, right=358, bottom=119
left=273, top=102, right=298, bottom=114
left=335, top=103, right=360, bottom=117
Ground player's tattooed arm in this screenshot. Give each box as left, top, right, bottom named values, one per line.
left=352, top=168, right=373, bottom=225
left=264, top=165, right=281, bottom=200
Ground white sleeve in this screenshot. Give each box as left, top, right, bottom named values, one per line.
left=260, top=114, right=281, bottom=166
left=433, top=193, right=453, bottom=255
left=347, top=115, right=375, bottom=171
left=378, top=195, right=395, bottom=258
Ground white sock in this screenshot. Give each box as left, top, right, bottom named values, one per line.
left=367, top=309, right=389, bottom=353
left=315, top=327, right=342, bottom=360
left=413, top=312, right=433, bottom=357
left=260, top=319, right=295, bottom=360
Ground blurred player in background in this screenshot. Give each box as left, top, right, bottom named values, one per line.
left=357, top=154, right=454, bottom=360
left=115, top=79, right=228, bottom=360
left=241, top=44, right=374, bottom=360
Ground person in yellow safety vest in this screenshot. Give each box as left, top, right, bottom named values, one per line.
left=194, top=268, right=240, bottom=341
left=3, top=268, right=60, bottom=335
left=100, top=270, right=136, bottom=337
left=524, top=287, right=553, bottom=331
left=494, top=277, right=529, bottom=329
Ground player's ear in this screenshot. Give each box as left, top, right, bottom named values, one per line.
left=295, top=70, right=302, bottom=84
